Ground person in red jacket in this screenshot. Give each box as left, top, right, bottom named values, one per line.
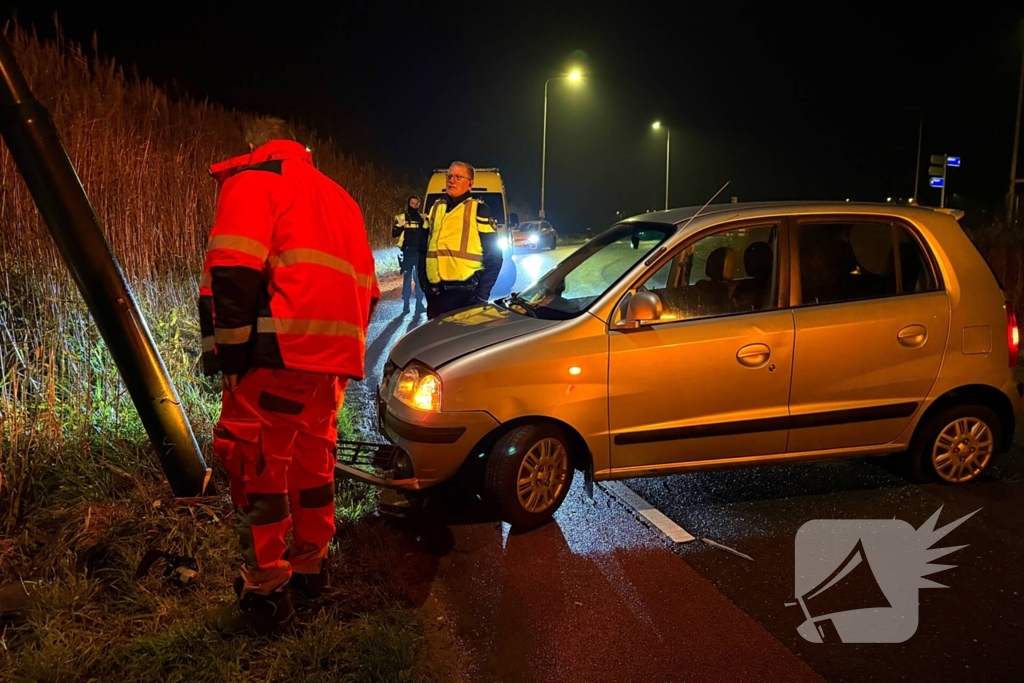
left=202, top=116, right=379, bottom=635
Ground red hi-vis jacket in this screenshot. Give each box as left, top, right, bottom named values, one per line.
left=199, top=140, right=379, bottom=379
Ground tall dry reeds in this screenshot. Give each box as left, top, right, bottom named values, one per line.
left=0, top=21, right=408, bottom=530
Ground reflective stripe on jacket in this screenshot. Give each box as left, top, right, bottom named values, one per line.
left=199, top=140, right=379, bottom=379
left=425, top=197, right=495, bottom=284
left=393, top=211, right=427, bottom=250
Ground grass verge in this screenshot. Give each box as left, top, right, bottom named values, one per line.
left=0, top=436, right=462, bottom=682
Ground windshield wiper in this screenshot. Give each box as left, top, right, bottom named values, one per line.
left=503, top=291, right=538, bottom=317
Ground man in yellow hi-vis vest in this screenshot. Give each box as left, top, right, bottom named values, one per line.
left=418, top=161, right=504, bottom=319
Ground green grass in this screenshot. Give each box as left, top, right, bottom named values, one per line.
left=0, top=452, right=446, bottom=682
left=0, top=273, right=452, bottom=681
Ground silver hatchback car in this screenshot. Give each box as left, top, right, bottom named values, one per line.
left=339, top=202, right=1022, bottom=528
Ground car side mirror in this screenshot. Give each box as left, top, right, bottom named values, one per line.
left=621, top=291, right=663, bottom=328
left=509, top=212, right=519, bottom=228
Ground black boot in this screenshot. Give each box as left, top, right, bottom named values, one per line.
left=206, top=578, right=295, bottom=636
left=290, top=566, right=330, bottom=600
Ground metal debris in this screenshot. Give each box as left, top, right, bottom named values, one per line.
left=701, top=537, right=754, bottom=562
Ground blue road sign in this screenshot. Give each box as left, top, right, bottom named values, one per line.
left=930, top=177, right=945, bottom=188
left=946, top=156, right=961, bottom=167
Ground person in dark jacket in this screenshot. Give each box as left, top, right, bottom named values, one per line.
left=418, top=161, right=503, bottom=319
left=392, top=196, right=427, bottom=315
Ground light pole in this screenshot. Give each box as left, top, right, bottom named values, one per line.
left=652, top=121, right=670, bottom=210
left=1009, top=40, right=1024, bottom=226
left=908, top=107, right=923, bottom=203
left=540, top=68, right=582, bottom=219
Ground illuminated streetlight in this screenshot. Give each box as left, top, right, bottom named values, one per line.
left=652, top=121, right=670, bottom=210
left=540, top=68, right=584, bottom=218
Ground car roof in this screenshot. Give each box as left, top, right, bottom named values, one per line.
left=624, top=201, right=963, bottom=228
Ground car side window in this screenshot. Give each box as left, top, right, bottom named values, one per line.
left=797, top=221, right=938, bottom=306
left=636, top=225, right=778, bottom=321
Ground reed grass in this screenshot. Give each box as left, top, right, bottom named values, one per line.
left=0, top=21, right=456, bottom=681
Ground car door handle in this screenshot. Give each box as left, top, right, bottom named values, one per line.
left=737, top=343, right=771, bottom=368
left=897, top=325, right=928, bottom=348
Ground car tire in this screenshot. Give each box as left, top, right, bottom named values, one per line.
left=550, top=235, right=557, bottom=250
left=484, top=423, right=575, bottom=529
left=906, top=404, right=1001, bottom=484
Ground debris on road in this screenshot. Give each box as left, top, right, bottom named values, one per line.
left=701, top=537, right=754, bottom=562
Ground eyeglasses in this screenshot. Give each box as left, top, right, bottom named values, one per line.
left=445, top=173, right=471, bottom=182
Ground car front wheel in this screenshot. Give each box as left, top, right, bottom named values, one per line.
left=907, top=404, right=1001, bottom=483
left=484, top=423, right=574, bottom=529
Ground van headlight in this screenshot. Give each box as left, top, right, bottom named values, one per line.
left=498, top=236, right=509, bottom=250
left=393, top=364, right=442, bottom=411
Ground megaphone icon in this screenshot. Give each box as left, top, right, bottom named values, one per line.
left=789, top=538, right=892, bottom=643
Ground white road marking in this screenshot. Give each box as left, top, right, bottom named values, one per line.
left=599, top=481, right=695, bottom=544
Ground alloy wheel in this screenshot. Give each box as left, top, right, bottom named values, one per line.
left=931, top=416, right=994, bottom=483
left=516, top=438, right=569, bottom=513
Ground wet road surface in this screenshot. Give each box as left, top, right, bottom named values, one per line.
left=345, top=247, right=821, bottom=682
left=623, top=443, right=1024, bottom=682
left=345, top=246, right=1021, bottom=681
left=405, top=480, right=821, bottom=683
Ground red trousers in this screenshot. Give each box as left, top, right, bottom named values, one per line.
left=213, top=367, right=346, bottom=595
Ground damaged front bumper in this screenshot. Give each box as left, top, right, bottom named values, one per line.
left=334, top=440, right=420, bottom=490
left=335, top=382, right=500, bottom=491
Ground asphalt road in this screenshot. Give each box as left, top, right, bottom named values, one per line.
left=345, top=245, right=1022, bottom=682
left=623, top=425, right=1024, bottom=682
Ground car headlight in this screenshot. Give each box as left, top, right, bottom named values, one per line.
left=528, top=234, right=539, bottom=244
left=393, top=364, right=442, bottom=411
left=498, top=236, right=509, bottom=250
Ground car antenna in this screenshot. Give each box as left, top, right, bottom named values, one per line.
left=678, top=180, right=731, bottom=231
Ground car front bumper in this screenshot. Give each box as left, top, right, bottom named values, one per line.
left=335, top=383, right=500, bottom=491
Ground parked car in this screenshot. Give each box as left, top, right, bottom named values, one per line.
left=511, top=220, right=557, bottom=251
left=337, top=201, right=1022, bottom=529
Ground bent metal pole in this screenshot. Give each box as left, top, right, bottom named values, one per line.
left=0, top=35, right=209, bottom=496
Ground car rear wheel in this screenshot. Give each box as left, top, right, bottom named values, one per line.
left=549, top=234, right=557, bottom=250
left=484, top=423, right=574, bottom=529
left=907, top=404, right=1000, bottom=483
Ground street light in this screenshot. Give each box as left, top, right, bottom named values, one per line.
left=540, top=68, right=584, bottom=218
left=907, top=106, right=923, bottom=203
left=652, top=121, right=670, bottom=210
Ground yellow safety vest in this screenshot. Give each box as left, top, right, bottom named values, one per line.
left=425, top=198, right=495, bottom=284
left=394, top=212, right=426, bottom=249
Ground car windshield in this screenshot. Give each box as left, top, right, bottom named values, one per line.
left=506, top=222, right=675, bottom=320
left=424, top=192, right=507, bottom=226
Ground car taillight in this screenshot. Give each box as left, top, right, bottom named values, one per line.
left=1008, top=306, right=1019, bottom=368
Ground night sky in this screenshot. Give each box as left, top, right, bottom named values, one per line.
left=2, top=2, right=1023, bottom=231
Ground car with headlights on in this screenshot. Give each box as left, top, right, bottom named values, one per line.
left=511, top=220, right=557, bottom=251
left=336, top=201, right=1022, bottom=529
